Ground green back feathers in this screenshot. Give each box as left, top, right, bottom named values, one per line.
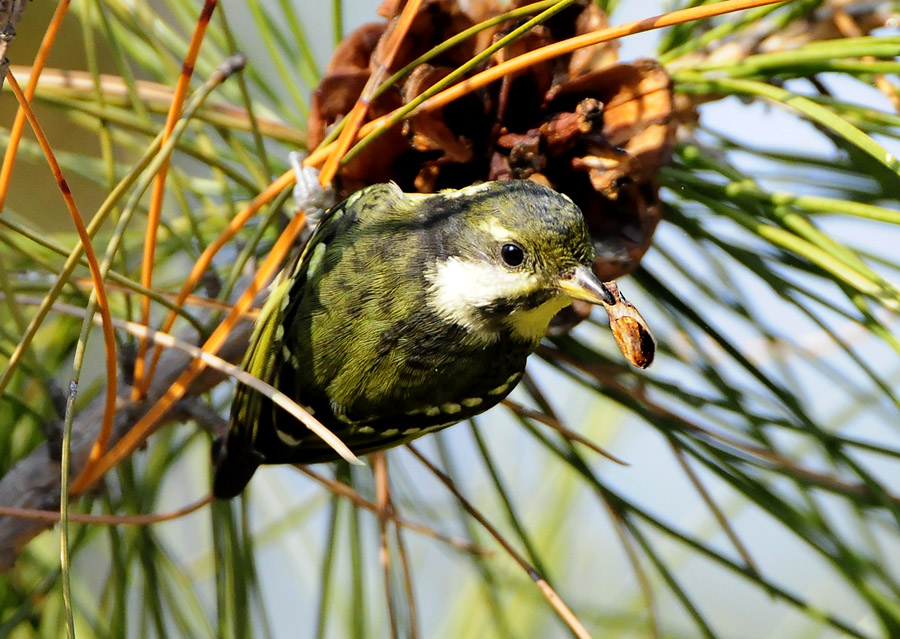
left=214, top=180, right=598, bottom=498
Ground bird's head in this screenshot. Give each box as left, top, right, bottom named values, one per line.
left=423, top=180, right=613, bottom=343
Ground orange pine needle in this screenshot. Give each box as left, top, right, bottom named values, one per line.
left=69, top=208, right=307, bottom=495
left=142, top=169, right=295, bottom=391
left=0, top=0, right=72, bottom=214
left=416, top=0, right=790, bottom=114
left=5, top=71, right=119, bottom=464
left=306, top=0, right=790, bottom=171
left=0, top=495, right=211, bottom=525
left=133, top=0, right=219, bottom=399
left=318, top=0, right=424, bottom=186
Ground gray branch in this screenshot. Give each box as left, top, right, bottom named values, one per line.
left=0, top=319, right=253, bottom=572
left=0, top=0, right=29, bottom=93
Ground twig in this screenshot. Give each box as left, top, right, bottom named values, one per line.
left=297, top=467, right=492, bottom=557
left=134, top=0, right=219, bottom=397
left=304, top=0, right=792, bottom=170
left=668, top=439, right=761, bottom=577
left=0, top=0, right=28, bottom=93
left=0, top=298, right=254, bottom=572
left=0, top=495, right=211, bottom=525
left=501, top=398, right=629, bottom=465
left=392, top=503, right=419, bottom=639
left=539, top=344, right=900, bottom=507
left=373, top=453, right=399, bottom=639
left=3, top=294, right=356, bottom=467
left=6, top=71, right=119, bottom=474
left=318, top=0, right=423, bottom=186
left=407, top=444, right=594, bottom=639
left=602, top=501, right=660, bottom=639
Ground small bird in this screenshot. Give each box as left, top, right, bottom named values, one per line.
left=213, top=179, right=620, bottom=499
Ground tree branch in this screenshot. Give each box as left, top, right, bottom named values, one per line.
left=0, top=0, right=29, bottom=92
left=0, top=319, right=253, bottom=571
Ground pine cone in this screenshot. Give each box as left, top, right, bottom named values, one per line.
left=309, top=0, right=681, bottom=301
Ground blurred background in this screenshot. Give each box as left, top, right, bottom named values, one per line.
left=2, top=1, right=900, bottom=638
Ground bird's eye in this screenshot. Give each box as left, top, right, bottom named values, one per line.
left=500, top=242, right=525, bottom=268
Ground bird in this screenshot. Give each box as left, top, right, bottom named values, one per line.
left=212, top=179, right=619, bottom=499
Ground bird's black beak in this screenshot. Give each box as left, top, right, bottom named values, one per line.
left=558, top=265, right=615, bottom=306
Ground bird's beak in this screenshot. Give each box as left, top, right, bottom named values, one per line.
left=558, top=265, right=615, bottom=306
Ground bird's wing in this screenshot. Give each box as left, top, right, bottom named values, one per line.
left=214, top=189, right=374, bottom=496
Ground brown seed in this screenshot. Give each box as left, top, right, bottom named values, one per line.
left=602, top=280, right=656, bottom=369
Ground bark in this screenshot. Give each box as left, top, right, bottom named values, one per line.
left=0, top=320, right=253, bottom=571
left=0, top=0, right=29, bottom=92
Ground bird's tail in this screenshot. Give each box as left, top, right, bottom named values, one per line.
left=211, top=434, right=262, bottom=499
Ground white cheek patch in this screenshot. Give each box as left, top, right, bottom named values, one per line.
left=426, top=257, right=539, bottom=334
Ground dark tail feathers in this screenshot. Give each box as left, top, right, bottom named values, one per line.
left=212, top=435, right=262, bottom=499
